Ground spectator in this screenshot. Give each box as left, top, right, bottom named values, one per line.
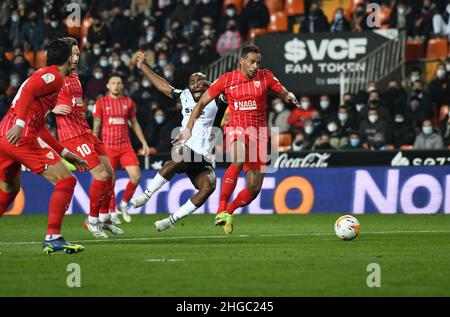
left=351, top=3, right=366, bottom=31
left=195, top=23, right=217, bottom=49
left=20, top=10, right=44, bottom=52
left=194, top=37, right=220, bottom=68
left=110, top=6, right=137, bottom=50
left=322, top=119, right=348, bottom=149
left=6, top=9, right=22, bottom=49
left=408, top=68, right=422, bottom=88
left=110, top=52, right=130, bottom=77
left=405, top=95, right=431, bottom=130
left=318, top=94, right=336, bottom=124
left=11, top=53, right=30, bottom=81
left=341, top=131, right=364, bottom=150
left=433, top=2, right=450, bottom=39
left=301, top=1, right=330, bottom=33
left=87, top=14, right=111, bottom=50
left=313, top=132, right=335, bottom=150
left=330, top=7, right=350, bottom=32
left=359, top=107, right=390, bottom=149
left=171, top=0, right=196, bottom=27
left=288, top=96, right=315, bottom=131
left=439, top=112, right=450, bottom=147
left=389, top=1, right=415, bottom=36
left=392, top=112, right=416, bottom=148
left=413, top=119, right=444, bottom=149
left=43, top=13, right=68, bottom=45
left=407, top=80, right=433, bottom=119
left=217, top=3, right=241, bottom=35
left=216, top=19, right=242, bottom=56
left=174, top=50, right=196, bottom=88
left=415, top=0, right=436, bottom=39
left=429, top=63, right=450, bottom=112
left=240, top=0, right=270, bottom=37
left=383, top=80, right=407, bottom=117
left=337, top=105, right=358, bottom=132
left=144, top=109, right=176, bottom=153
left=194, top=0, right=220, bottom=25
left=268, top=98, right=291, bottom=133
left=85, top=67, right=107, bottom=99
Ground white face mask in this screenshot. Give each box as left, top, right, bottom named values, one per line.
left=87, top=104, right=94, bottom=112
left=141, top=80, right=151, bottom=88
left=273, top=102, right=284, bottom=113
left=155, top=115, right=165, bottom=124
left=320, top=100, right=329, bottom=109
left=410, top=75, right=420, bottom=82
left=11, top=15, right=19, bottom=23
left=301, top=101, right=310, bottom=110
left=356, top=103, right=365, bottom=112
left=93, top=48, right=101, bottom=55
left=94, top=72, right=103, bottom=80
left=226, top=9, right=235, bottom=17
left=422, top=126, right=433, bottom=134
left=395, top=116, right=404, bottom=123
left=304, top=126, right=313, bottom=135
left=112, top=60, right=121, bottom=68
left=368, top=115, right=378, bottom=123
left=446, top=64, right=450, bottom=72
left=10, top=78, right=20, bottom=87
left=180, top=55, right=189, bottom=64
left=164, top=70, right=173, bottom=78
left=437, top=69, right=446, bottom=79
left=338, top=113, right=348, bottom=122
left=327, top=122, right=338, bottom=133
left=50, top=21, right=58, bottom=28
left=183, top=0, right=191, bottom=5
left=99, top=59, right=109, bottom=67
left=203, top=29, right=212, bottom=37
left=158, top=59, right=167, bottom=68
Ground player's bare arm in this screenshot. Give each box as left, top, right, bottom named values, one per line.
left=93, top=118, right=102, bottom=137
left=172, top=90, right=213, bottom=144
left=277, top=88, right=299, bottom=107
left=137, top=51, right=175, bottom=98
left=52, top=104, right=72, bottom=116
left=130, top=116, right=150, bottom=156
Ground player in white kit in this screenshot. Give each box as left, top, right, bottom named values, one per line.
left=131, top=52, right=227, bottom=231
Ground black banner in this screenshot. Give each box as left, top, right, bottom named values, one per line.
left=137, top=150, right=450, bottom=170
left=255, top=30, right=399, bottom=95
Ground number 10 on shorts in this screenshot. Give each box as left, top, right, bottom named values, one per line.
left=76, top=144, right=92, bottom=157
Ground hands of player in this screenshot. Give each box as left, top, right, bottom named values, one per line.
left=286, top=92, right=299, bottom=107
left=172, top=128, right=192, bottom=145
left=6, top=125, right=23, bottom=145
left=63, top=151, right=88, bottom=171
left=136, top=51, right=146, bottom=68
left=52, top=105, right=72, bottom=116
left=142, top=143, right=150, bottom=156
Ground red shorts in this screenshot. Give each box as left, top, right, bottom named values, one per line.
left=105, top=146, right=139, bottom=172
left=0, top=136, right=60, bottom=181
left=61, top=133, right=107, bottom=171
left=225, top=126, right=267, bottom=173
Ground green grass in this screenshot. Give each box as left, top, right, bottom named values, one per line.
left=0, top=214, right=449, bottom=296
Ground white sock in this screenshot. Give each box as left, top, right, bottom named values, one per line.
left=99, top=213, right=110, bottom=222
left=88, top=216, right=98, bottom=224
left=119, top=200, right=127, bottom=208
left=145, top=173, right=168, bottom=198
left=45, top=234, right=61, bottom=241
left=171, top=199, right=198, bottom=223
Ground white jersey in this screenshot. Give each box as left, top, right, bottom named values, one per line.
left=174, top=89, right=223, bottom=158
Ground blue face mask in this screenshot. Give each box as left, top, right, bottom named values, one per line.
left=155, top=115, right=165, bottom=124
left=350, top=139, right=360, bottom=147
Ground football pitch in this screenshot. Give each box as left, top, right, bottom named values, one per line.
left=0, top=214, right=449, bottom=297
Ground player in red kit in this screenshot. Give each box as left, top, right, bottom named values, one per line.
left=93, top=73, right=149, bottom=223
left=52, top=37, right=122, bottom=238
left=176, top=45, right=298, bottom=235
left=0, top=39, right=88, bottom=254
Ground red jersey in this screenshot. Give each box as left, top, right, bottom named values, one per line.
left=0, top=65, right=63, bottom=143
left=55, top=72, right=92, bottom=141
left=207, top=69, right=284, bottom=130
left=93, top=95, right=136, bottom=149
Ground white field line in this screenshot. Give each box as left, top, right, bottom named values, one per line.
left=0, top=230, right=450, bottom=246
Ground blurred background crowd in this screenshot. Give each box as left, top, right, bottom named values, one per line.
left=0, top=0, right=450, bottom=154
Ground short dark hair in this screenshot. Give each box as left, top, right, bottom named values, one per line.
left=46, top=38, right=72, bottom=66
left=108, top=72, right=123, bottom=82
left=62, top=37, right=78, bottom=48
left=241, top=45, right=260, bottom=58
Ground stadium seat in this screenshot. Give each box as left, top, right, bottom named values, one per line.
left=34, top=50, right=47, bottom=69
left=285, top=0, right=304, bottom=16
left=248, top=28, right=268, bottom=44
left=439, top=105, right=449, bottom=122
left=400, top=145, right=413, bottom=150
left=265, top=0, right=283, bottom=15
left=24, top=51, right=35, bottom=68
left=426, top=38, right=449, bottom=60
left=268, top=11, right=288, bottom=33
left=276, top=133, right=293, bottom=152
left=405, top=39, right=426, bottom=62
left=5, top=51, right=13, bottom=61
left=223, top=0, right=243, bottom=14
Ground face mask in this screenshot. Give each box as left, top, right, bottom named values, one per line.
left=313, top=118, right=321, bottom=127
left=338, top=113, right=348, bottom=122
left=437, top=69, right=446, bottom=79
left=398, top=7, right=405, bottom=14
left=183, top=0, right=191, bottom=5
left=368, top=115, right=378, bottom=123
left=446, top=64, right=450, bottom=72
left=203, top=29, right=211, bottom=37
left=304, top=126, right=313, bottom=135
left=410, top=75, right=420, bottom=82
left=10, top=78, right=19, bottom=87
left=226, top=9, right=235, bottom=17
left=356, top=103, right=365, bottom=112
left=155, top=115, right=165, bottom=124
left=124, top=10, right=131, bottom=17
left=164, top=70, right=173, bottom=78
left=112, top=60, right=121, bottom=68
left=367, top=86, right=376, bottom=92
left=93, top=48, right=101, bottom=55
left=422, top=126, right=433, bottom=134
left=94, top=72, right=103, bottom=80
left=158, top=59, right=167, bottom=68
left=99, top=59, right=109, bottom=67
left=335, top=12, right=343, bottom=20
left=87, top=104, right=94, bottom=112
left=142, top=80, right=151, bottom=88
left=180, top=55, right=189, bottom=64
left=327, top=123, right=338, bottom=133
left=350, top=139, right=360, bottom=147
left=273, top=103, right=284, bottom=113
left=320, top=100, right=329, bottom=110
left=395, top=117, right=404, bottom=123
left=147, top=31, right=155, bottom=41
left=203, top=0, right=210, bottom=4
left=50, top=21, right=58, bottom=28
left=301, top=101, right=310, bottom=110
left=11, top=15, right=19, bottom=23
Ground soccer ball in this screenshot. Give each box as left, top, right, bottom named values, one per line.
left=334, top=215, right=360, bottom=240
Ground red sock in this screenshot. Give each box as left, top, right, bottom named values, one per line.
left=226, top=188, right=255, bottom=214
left=47, top=177, right=76, bottom=235
left=99, top=177, right=113, bottom=214
left=89, top=179, right=110, bottom=218
left=122, top=181, right=138, bottom=203
left=217, top=164, right=242, bottom=214
left=109, top=192, right=116, bottom=213
left=0, top=190, right=19, bottom=216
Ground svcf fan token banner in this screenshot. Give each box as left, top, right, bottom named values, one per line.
left=255, top=30, right=398, bottom=94
left=6, top=166, right=450, bottom=215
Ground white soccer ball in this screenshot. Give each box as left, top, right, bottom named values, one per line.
left=334, top=215, right=360, bottom=240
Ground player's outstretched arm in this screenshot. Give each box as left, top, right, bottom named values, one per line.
left=130, top=117, right=150, bottom=156
left=277, top=87, right=299, bottom=107
left=136, top=51, right=175, bottom=99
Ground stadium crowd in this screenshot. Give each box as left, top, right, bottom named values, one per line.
left=0, top=0, right=450, bottom=154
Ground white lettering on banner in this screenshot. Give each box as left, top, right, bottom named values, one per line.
left=400, top=175, right=442, bottom=214
left=284, top=38, right=367, bottom=63
left=285, top=62, right=366, bottom=75
left=353, top=170, right=450, bottom=214
left=274, top=153, right=330, bottom=169
left=353, top=170, right=399, bottom=214
left=391, top=152, right=450, bottom=166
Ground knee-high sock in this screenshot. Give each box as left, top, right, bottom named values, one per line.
left=47, top=177, right=76, bottom=235
left=0, top=189, right=20, bottom=216
left=217, top=164, right=242, bottom=214
left=99, top=177, right=113, bottom=214
left=89, top=179, right=110, bottom=218
left=144, top=173, right=168, bottom=198
left=170, top=199, right=198, bottom=223
left=122, top=181, right=138, bottom=203
left=226, top=188, right=256, bottom=214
